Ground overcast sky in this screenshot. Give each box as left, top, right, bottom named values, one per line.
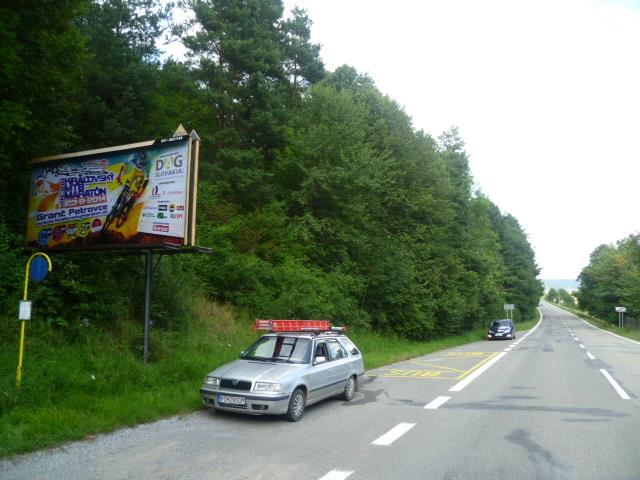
left=279, top=0, right=640, bottom=280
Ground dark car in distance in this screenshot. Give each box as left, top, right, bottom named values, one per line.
left=487, top=319, right=515, bottom=340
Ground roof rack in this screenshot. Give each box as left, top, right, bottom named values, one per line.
left=253, top=319, right=347, bottom=333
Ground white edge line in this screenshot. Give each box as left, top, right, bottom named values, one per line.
left=600, top=369, right=630, bottom=400
left=504, top=347, right=512, bottom=352
left=449, top=352, right=508, bottom=392
left=318, top=470, right=354, bottom=480
left=424, top=396, right=451, bottom=410
left=448, top=308, right=544, bottom=393
left=372, top=423, right=416, bottom=446
left=579, top=344, right=585, bottom=349
left=587, top=352, right=596, bottom=360
left=581, top=319, right=640, bottom=346
left=447, top=308, right=543, bottom=392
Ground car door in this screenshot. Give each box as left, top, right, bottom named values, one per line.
left=306, top=340, right=335, bottom=402
left=325, top=339, right=351, bottom=395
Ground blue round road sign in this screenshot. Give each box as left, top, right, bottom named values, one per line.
left=30, top=256, right=49, bottom=282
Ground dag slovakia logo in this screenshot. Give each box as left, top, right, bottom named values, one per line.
left=155, top=153, right=183, bottom=178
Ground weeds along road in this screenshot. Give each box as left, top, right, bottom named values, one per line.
left=2, top=302, right=639, bottom=479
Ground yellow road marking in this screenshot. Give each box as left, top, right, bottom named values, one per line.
left=409, top=360, right=466, bottom=373
left=445, top=351, right=492, bottom=358
left=368, top=351, right=501, bottom=381
left=370, top=369, right=444, bottom=378
left=454, top=352, right=499, bottom=380
left=367, top=352, right=499, bottom=380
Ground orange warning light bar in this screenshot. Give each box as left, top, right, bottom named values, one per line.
left=253, top=319, right=346, bottom=332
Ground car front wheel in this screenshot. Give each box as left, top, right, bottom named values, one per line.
left=342, top=376, right=357, bottom=401
left=286, top=388, right=306, bottom=422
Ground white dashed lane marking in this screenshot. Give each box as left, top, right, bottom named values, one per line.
left=318, top=470, right=354, bottom=480
left=424, top=396, right=451, bottom=410
left=372, top=423, right=416, bottom=446
left=600, top=369, right=630, bottom=400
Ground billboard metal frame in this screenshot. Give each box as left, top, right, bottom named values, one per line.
left=28, top=130, right=201, bottom=251
left=27, top=128, right=208, bottom=362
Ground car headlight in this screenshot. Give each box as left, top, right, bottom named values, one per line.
left=253, top=382, right=282, bottom=393
left=204, top=376, right=220, bottom=389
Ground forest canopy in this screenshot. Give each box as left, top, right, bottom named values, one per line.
left=577, top=235, right=640, bottom=324
left=0, top=0, right=542, bottom=340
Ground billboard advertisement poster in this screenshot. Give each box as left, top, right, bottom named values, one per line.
left=26, top=134, right=198, bottom=250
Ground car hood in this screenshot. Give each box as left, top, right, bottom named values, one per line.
left=207, top=359, right=304, bottom=383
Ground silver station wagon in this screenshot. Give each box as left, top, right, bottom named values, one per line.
left=200, top=320, right=365, bottom=421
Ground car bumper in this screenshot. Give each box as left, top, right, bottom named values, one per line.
left=200, top=388, right=291, bottom=415
left=487, top=333, right=513, bottom=340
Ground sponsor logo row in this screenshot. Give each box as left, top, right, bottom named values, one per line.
left=37, top=218, right=103, bottom=245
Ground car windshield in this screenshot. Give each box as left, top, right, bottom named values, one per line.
left=492, top=320, right=511, bottom=328
left=242, top=336, right=311, bottom=364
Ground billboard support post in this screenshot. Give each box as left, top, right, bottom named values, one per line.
left=143, top=250, right=153, bottom=363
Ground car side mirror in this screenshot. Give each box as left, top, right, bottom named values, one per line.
left=314, top=356, right=327, bottom=365
left=240, top=351, right=245, bottom=358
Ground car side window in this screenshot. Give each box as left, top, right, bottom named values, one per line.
left=326, top=339, right=348, bottom=360
left=338, top=337, right=360, bottom=356
left=314, top=341, right=328, bottom=360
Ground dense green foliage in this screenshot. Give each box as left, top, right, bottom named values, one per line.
left=577, top=235, right=640, bottom=323
left=0, top=0, right=542, bottom=342
left=545, top=287, right=576, bottom=307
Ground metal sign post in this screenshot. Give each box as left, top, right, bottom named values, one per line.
left=504, top=304, right=515, bottom=320
left=17, top=252, right=52, bottom=388
left=615, top=306, right=626, bottom=328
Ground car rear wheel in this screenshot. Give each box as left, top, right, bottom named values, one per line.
left=342, top=376, right=357, bottom=401
left=285, top=388, right=306, bottom=422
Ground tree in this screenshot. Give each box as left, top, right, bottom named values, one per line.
left=72, top=0, right=173, bottom=148
left=496, top=215, right=543, bottom=321
left=181, top=0, right=323, bottom=207
left=557, top=289, right=575, bottom=307
left=0, top=0, right=87, bottom=227
left=577, top=235, right=640, bottom=323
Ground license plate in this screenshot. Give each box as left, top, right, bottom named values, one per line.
left=495, top=332, right=503, bottom=336
left=217, top=394, right=246, bottom=406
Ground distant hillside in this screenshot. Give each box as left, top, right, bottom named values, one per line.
left=543, top=279, right=579, bottom=291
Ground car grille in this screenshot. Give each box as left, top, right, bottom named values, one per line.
left=220, top=379, right=252, bottom=391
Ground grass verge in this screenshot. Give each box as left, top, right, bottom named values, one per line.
left=551, top=303, right=640, bottom=342
left=0, top=304, right=539, bottom=458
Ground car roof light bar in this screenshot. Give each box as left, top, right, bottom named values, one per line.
left=253, top=319, right=346, bottom=333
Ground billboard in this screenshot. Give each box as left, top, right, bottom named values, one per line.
left=27, top=132, right=200, bottom=250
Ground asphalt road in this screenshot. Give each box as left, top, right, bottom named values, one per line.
left=2, top=302, right=639, bottom=479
